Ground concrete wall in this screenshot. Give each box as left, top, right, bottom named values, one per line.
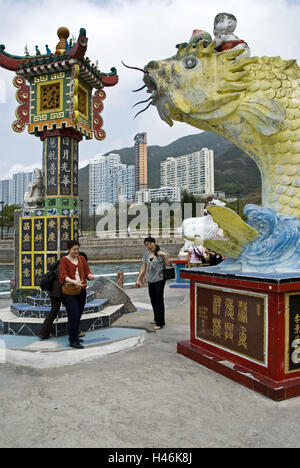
left=0, top=237, right=184, bottom=264
left=0, top=240, right=14, bottom=264
left=79, top=237, right=183, bottom=262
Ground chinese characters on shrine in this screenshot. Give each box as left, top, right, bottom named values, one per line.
left=286, top=294, right=300, bottom=372
left=196, top=285, right=266, bottom=364
left=44, top=136, right=79, bottom=198
left=19, top=216, right=76, bottom=288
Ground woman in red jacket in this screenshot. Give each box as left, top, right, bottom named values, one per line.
left=59, top=240, right=94, bottom=349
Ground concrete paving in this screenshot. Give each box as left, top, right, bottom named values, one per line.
left=0, top=285, right=300, bottom=448
left=0, top=327, right=145, bottom=369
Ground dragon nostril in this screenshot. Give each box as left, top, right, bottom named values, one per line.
left=146, top=60, right=161, bottom=70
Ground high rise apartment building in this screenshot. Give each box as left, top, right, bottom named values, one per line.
left=109, top=162, right=135, bottom=205
left=134, top=132, right=148, bottom=193
left=11, top=171, right=34, bottom=205
left=0, top=171, right=34, bottom=206
left=160, top=148, right=214, bottom=195
left=0, top=179, right=10, bottom=206
left=135, top=186, right=181, bottom=204
left=89, top=153, right=135, bottom=214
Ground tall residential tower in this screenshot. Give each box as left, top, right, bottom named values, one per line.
left=89, top=153, right=135, bottom=213
left=134, top=132, right=148, bottom=193
left=161, top=148, right=214, bottom=196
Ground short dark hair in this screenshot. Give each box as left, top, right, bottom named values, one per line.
left=144, top=237, right=156, bottom=245
left=67, top=240, right=80, bottom=250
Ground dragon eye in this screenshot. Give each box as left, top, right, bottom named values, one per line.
left=184, top=57, right=197, bottom=69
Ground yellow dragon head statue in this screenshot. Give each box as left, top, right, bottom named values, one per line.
left=144, top=40, right=286, bottom=137
left=141, top=39, right=300, bottom=218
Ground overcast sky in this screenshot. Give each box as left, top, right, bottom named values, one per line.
left=0, top=0, right=299, bottom=178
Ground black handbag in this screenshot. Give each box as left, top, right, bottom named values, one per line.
left=40, top=260, right=60, bottom=292
left=40, top=270, right=56, bottom=291
left=163, top=264, right=176, bottom=280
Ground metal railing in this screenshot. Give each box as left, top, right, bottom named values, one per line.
left=92, top=271, right=139, bottom=287
left=0, top=271, right=140, bottom=296
left=82, top=229, right=182, bottom=239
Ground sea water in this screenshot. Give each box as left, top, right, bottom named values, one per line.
left=0, top=262, right=141, bottom=294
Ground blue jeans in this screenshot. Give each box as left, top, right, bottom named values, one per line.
left=62, top=290, right=87, bottom=344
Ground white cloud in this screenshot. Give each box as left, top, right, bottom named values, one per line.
left=0, top=0, right=299, bottom=177
left=2, top=163, right=42, bottom=180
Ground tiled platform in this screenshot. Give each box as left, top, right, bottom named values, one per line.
left=26, top=290, right=96, bottom=307
left=0, top=286, right=135, bottom=336
left=0, top=327, right=144, bottom=350
left=0, top=327, right=145, bottom=368
left=185, top=267, right=300, bottom=284
left=0, top=304, right=125, bottom=336
left=11, top=299, right=108, bottom=318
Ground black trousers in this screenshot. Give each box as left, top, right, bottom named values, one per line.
left=148, top=279, right=166, bottom=327
left=39, top=296, right=61, bottom=338
left=62, top=290, right=87, bottom=344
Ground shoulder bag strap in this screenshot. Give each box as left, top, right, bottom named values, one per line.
left=78, top=256, right=84, bottom=283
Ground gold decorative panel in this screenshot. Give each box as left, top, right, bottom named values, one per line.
left=40, top=82, right=61, bottom=112
left=78, top=86, right=88, bottom=118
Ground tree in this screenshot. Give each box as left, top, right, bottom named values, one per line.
left=0, top=205, right=21, bottom=234
left=181, top=190, right=204, bottom=217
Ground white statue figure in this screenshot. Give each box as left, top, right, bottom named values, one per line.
left=24, top=168, right=44, bottom=208
left=214, top=12, right=250, bottom=56
left=178, top=215, right=227, bottom=258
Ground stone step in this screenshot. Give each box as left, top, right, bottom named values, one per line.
left=25, top=290, right=96, bottom=307
left=0, top=304, right=125, bottom=337
left=11, top=299, right=108, bottom=319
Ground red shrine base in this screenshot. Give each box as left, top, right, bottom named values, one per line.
left=178, top=268, right=300, bottom=401
left=178, top=341, right=300, bottom=401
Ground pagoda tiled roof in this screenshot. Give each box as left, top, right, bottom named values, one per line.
left=0, top=28, right=118, bottom=88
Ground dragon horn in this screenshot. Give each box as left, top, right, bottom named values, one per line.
left=122, top=61, right=148, bottom=74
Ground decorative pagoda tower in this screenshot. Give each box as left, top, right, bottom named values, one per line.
left=0, top=27, right=118, bottom=299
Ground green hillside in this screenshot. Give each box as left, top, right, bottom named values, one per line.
left=79, top=131, right=261, bottom=211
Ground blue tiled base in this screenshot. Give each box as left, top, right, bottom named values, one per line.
left=0, top=328, right=144, bottom=350
left=11, top=299, right=108, bottom=319
left=182, top=267, right=300, bottom=284
left=19, top=291, right=96, bottom=310
left=169, top=283, right=190, bottom=289
left=3, top=304, right=124, bottom=337
left=1, top=288, right=127, bottom=336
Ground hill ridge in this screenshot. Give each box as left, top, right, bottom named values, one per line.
left=79, top=131, right=261, bottom=209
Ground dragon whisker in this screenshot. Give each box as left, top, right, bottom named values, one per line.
left=132, top=97, right=152, bottom=108
left=132, top=84, right=147, bottom=92
left=122, top=61, right=149, bottom=74
left=134, top=101, right=153, bottom=119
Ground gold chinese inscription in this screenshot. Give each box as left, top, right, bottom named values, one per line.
left=196, top=285, right=266, bottom=364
